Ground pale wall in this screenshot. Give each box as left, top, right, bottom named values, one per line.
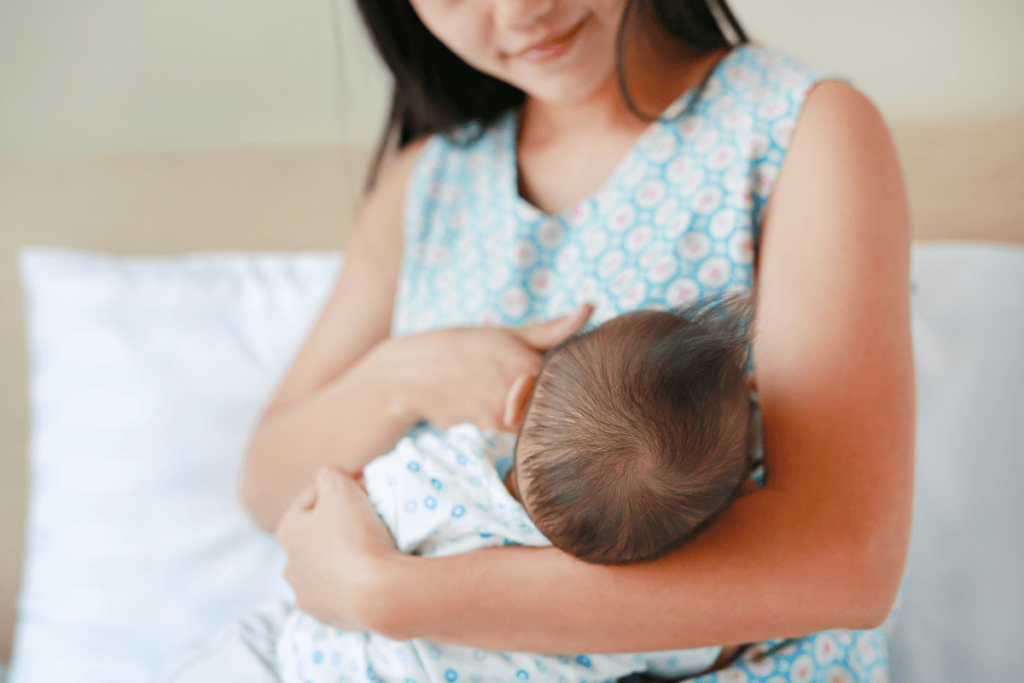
left=0, top=0, right=389, bottom=156
left=729, top=0, right=1024, bottom=123
left=1, top=0, right=1022, bottom=154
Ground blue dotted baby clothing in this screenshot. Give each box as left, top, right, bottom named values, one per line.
left=277, top=424, right=722, bottom=683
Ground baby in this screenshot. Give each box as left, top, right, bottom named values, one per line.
left=277, top=298, right=756, bottom=683
left=506, top=299, right=756, bottom=565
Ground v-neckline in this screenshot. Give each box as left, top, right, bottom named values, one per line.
left=505, top=47, right=739, bottom=223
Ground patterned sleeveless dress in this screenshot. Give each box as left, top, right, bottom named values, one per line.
left=392, top=44, right=896, bottom=683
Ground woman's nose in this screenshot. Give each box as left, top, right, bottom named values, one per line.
left=494, top=0, right=557, bottom=30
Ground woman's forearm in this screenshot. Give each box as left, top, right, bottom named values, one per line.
left=242, top=338, right=415, bottom=531
left=366, top=467, right=906, bottom=653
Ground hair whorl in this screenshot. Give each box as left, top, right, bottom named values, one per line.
left=517, top=299, right=755, bottom=565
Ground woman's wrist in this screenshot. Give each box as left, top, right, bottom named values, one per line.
left=366, top=335, right=422, bottom=428
left=357, top=551, right=421, bottom=639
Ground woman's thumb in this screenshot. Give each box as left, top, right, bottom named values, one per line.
left=513, top=303, right=592, bottom=350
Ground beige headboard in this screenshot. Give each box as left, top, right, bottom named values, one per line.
left=0, top=117, right=1021, bottom=661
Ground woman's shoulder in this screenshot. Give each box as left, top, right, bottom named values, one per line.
left=362, top=136, right=432, bottom=214
left=402, top=112, right=516, bottom=214
left=686, top=43, right=839, bottom=128
left=414, top=111, right=516, bottom=173
left=723, top=43, right=834, bottom=91
left=780, top=79, right=895, bottom=190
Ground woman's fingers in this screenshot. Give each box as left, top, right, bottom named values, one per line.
left=511, top=303, right=592, bottom=350
left=315, top=466, right=339, bottom=498
left=311, top=467, right=357, bottom=517
left=277, top=470, right=342, bottom=551
left=385, top=312, right=592, bottom=432
left=316, top=467, right=398, bottom=551
left=278, top=466, right=398, bottom=629
left=294, top=482, right=317, bottom=511
left=275, top=483, right=316, bottom=551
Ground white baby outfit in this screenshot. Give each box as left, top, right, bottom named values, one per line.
left=277, top=423, right=722, bottom=683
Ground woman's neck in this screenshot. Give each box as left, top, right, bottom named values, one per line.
left=515, top=47, right=730, bottom=216
left=520, top=47, right=730, bottom=146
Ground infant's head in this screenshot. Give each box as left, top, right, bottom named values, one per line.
left=504, top=299, right=755, bottom=565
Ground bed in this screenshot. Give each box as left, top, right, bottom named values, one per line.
left=0, top=117, right=1021, bottom=682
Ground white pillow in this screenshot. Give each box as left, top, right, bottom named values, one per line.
left=890, top=241, right=1024, bottom=682
left=11, top=249, right=342, bottom=683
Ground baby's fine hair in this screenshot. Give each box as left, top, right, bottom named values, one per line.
left=516, top=297, right=755, bottom=565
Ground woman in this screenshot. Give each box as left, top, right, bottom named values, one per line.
left=244, top=0, right=914, bottom=679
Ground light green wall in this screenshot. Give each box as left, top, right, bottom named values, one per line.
left=1, top=0, right=1021, bottom=157
left=730, top=0, right=1024, bottom=123
left=0, top=0, right=389, bottom=156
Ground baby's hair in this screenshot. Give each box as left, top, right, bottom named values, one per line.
left=515, top=296, right=755, bottom=565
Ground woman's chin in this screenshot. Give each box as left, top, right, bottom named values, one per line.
left=512, top=64, right=617, bottom=106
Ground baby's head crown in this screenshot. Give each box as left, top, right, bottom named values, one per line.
left=516, top=297, right=755, bottom=565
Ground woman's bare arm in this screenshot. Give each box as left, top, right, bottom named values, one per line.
left=314, top=81, right=914, bottom=651
left=240, top=142, right=422, bottom=531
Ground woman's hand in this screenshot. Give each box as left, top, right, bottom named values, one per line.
left=381, top=303, right=592, bottom=431
left=277, top=467, right=400, bottom=631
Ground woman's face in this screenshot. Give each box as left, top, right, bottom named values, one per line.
left=408, top=0, right=628, bottom=103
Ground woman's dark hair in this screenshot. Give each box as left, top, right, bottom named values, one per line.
left=351, top=0, right=748, bottom=189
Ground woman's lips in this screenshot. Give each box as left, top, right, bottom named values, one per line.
left=518, top=12, right=592, bottom=63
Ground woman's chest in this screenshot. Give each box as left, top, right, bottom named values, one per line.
left=515, top=121, right=648, bottom=218
left=391, top=138, right=759, bottom=337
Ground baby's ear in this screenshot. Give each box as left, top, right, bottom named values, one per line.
left=503, top=373, right=537, bottom=432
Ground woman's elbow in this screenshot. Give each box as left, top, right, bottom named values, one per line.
left=841, top=573, right=902, bottom=631
left=239, top=472, right=279, bottom=532
left=239, top=432, right=284, bottom=532
left=835, top=519, right=909, bottom=630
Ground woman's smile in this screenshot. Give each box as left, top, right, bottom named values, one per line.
left=513, top=11, right=593, bottom=63
left=410, top=0, right=625, bottom=103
